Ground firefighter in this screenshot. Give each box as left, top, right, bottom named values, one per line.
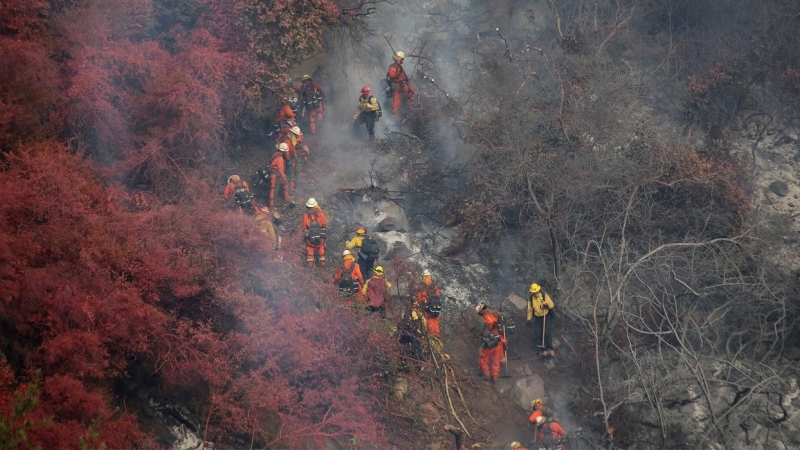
left=274, top=92, right=297, bottom=126
left=387, top=51, right=415, bottom=116
left=266, top=143, right=291, bottom=208
left=346, top=225, right=380, bottom=279
left=476, top=302, right=506, bottom=384
left=529, top=398, right=553, bottom=427
left=333, top=249, right=365, bottom=306
left=301, top=198, right=327, bottom=267
left=526, top=283, right=556, bottom=357
left=416, top=269, right=442, bottom=337
left=534, top=414, right=567, bottom=450
left=362, top=265, right=392, bottom=317
left=353, top=86, right=381, bottom=141
left=223, top=175, right=254, bottom=211
left=277, top=125, right=307, bottom=192
left=255, top=206, right=278, bottom=250
left=297, top=75, right=324, bottom=134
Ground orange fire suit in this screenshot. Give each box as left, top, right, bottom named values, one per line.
left=297, top=81, right=324, bottom=134
left=277, top=127, right=304, bottom=190
left=267, top=151, right=290, bottom=207
left=478, top=308, right=505, bottom=379
left=333, top=256, right=365, bottom=306
left=387, top=61, right=415, bottom=115
left=529, top=405, right=553, bottom=425
left=274, top=103, right=296, bottom=124
left=537, top=420, right=567, bottom=447
left=223, top=179, right=250, bottom=199
left=416, top=281, right=441, bottom=337
left=302, top=208, right=326, bottom=266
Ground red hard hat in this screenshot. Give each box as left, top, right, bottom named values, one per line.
left=361, top=85, right=371, bottom=94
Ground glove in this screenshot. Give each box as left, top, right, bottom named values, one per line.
left=526, top=321, right=531, bottom=327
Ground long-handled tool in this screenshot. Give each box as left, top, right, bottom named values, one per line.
left=501, top=325, right=511, bottom=378
left=537, top=314, right=547, bottom=349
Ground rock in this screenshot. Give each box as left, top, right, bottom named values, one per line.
left=506, top=293, right=527, bottom=311
left=544, top=359, right=556, bottom=370
left=393, top=377, right=409, bottom=399
left=552, top=338, right=560, bottom=349
left=679, top=403, right=695, bottom=415
left=383, top=240, right=412, bottom=260
left=428, top=226, right=466, bottom=256
left=769, top=180, right=789, bottom=197
left=510, top=374, right=545, bottom=410
left=354, top=200, right=410, bottom=232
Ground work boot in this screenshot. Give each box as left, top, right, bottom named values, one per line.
left=319, top=261, right=327, bottom=268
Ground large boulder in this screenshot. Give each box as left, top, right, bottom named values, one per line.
left=354, top=200, right=410, bottom=232
left=427, top=226, right=466, bottom=256
left=506, top=293, right=528, bottom=311
left=510, top=374, right=545, bottom=410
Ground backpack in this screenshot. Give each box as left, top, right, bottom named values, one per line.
left=362, top=236, right=380, bottom=260
left=338, top=261, right=360, bottom=294
left=481, top=331, right=501, bottom=349
left=425, top=294, right=442, bottom=318
left=366, top=277, right=387, bottom=308
left=306, top=212, right=324, bottom=245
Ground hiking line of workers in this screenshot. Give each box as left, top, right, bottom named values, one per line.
left=223, top=50, right=416, bottom=216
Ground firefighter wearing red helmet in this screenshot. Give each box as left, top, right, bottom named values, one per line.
left=353, top=85, right=382, bottom=141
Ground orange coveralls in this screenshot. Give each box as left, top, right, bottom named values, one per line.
left=333, top=257, right=365, bottom=306
left=301, top=208, right=327, bottom=266
left=537, top=421, right=567, bottom=447
left=274, top=103, right=296, bottom=124
left=297, top=80, right=324, bottom=134
left=223, top=180, right=250, bottom=199
left=416, top=282, right=441, bottom=337
left=267, top=151, right=289, bottom=207
left=478, top=310, right=506, bottom=380
left=387, top=62, right=415, bottom=115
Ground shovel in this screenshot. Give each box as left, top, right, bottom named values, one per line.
left=537, top=314, right=547, bottom=349
left=501, top=325, right=512, bottom=378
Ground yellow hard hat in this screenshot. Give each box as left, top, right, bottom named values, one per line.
left=356, top=225, right=366, bottom=235
left=374, top=266, right=384, bottom=275
left=510, top=443, right=522, bottom=450
left=529, top=283, right=541, bottom=294
left=228, top=175, right=240, bottom=183
left=301, top=74, right=312, bottom=81
left=532, top=398, right=542, bottom=407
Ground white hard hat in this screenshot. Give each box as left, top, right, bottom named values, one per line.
left=475, top=303, right=486, bottom=313
left=535, top=415, right=545, bottom=426
left=342, top=249, right=352, bottom=256
left=422, top=269, right=432, bottom=277
left=395, top=51, right=405, bottom=59
left=306, top=197, right=318, bottom=208
left=278, top=142, right=289, bottom=152
left=290, top=126, right=302, bottom=135
left=227, top=175, right=240, bottom=184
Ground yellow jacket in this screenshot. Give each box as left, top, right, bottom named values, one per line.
left=345, top=234, right=363, bottom=251
left=526, top=292, right=554, bottom=321
left=355, top=95, right=380, bottom=114
left=361, top=276, right=392, bottom=296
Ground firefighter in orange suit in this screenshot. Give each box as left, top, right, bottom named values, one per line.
left=297, top=75, right=324, bottom=134
left=476, top=303, right=506, bottom=384
left=387, top=51, right=415, bottom=115
left=266, top=143, right=291, bottom=208
left=333, top=249, right=365, bottom=306
left=301, top=198, right=326, bottom=267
